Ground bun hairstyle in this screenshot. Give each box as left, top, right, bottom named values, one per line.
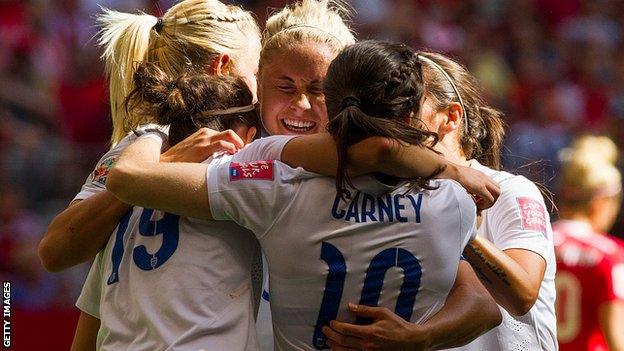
left=559, top=135, right=622, bottom=211
left=417, top=51, right=506, bottom=170
left=323, top=40, right=440, bottom=197
left=259, top=0, right=355, bottom=73
left=125, top=63, right=259, bottom=146
left=97, top=0, right=260, bottom=145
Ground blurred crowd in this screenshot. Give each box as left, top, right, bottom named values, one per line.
left=1, top=0, right=623, bottom=309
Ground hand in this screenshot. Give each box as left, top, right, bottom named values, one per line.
left=440, top=163, right=500, bottom=211
left=161, top=128, right=244, bottom=163
left=322, top=303, right=431, bottom=351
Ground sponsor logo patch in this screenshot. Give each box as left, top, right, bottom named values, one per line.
left=93, top=156, right=117, bottom=185
left=516, top=197, right=547, bottom=233
left=229, top=160, right=274, bottom=181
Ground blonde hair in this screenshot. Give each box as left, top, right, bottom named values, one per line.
left=559, top=135, right=622, bottom=210
left=97, top=0, right=260, bottom=145
left=259, top=0, right=355, bottom=71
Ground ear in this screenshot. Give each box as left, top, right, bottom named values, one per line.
left=211, top=54, right=231, bottom=76
left=439, top=102, right=463, bottom=135
left=244, top=126, right=257, bottom=144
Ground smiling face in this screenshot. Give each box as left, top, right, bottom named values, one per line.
left=258, top=41, right=335, bottom=135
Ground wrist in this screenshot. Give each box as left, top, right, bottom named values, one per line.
left=407, top=323, right=434, bottom=350
left=437, top=161, right=460, bottom=180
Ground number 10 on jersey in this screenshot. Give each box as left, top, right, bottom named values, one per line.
left=312, top=242, right=422, bottom=349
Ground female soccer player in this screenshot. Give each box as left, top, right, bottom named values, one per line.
left=553, top=135, right=624, bottom=351
left=35, top=1, right=263, bottom=350
left=322, top=52, right=558, bottom=351
left=105, top=40, right=502, bottom=351
left=72, top=64, right=273, bottom=350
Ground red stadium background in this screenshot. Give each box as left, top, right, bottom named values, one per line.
left=1, top=0, right=624, bottom=349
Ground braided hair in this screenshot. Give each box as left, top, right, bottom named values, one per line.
left=323, top=40, right=440, bottom=197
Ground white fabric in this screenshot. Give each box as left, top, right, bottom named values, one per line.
left=448, top=160, right=558, bottom=351
left=207, top=151, right=477, bottom=351
left=75, top=131, right=295, bottom=351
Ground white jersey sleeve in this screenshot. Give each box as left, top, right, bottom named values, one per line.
left=73, top=125, right=168, bottom=202
left=232, top=135, right=297, bottom=163
left=486, top=175, right=551, bottom=260
left=75, top=252, right=104, bottom=318
left=207, top=159, right=314, bottom=237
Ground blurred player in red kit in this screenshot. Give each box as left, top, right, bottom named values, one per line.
left=554, top=135, right=624, bottom=351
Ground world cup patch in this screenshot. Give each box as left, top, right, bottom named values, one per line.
left=516, top=197, right=547, bottom=233
left=229, top=160, right=274, bottom=181
left=92, top=156, right=117, bottom=185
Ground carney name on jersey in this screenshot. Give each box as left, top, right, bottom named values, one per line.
left=206, top=155, right=477, bottom=351
left=76, top=131, right=293, bottom=351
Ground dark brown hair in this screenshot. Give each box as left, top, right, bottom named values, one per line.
left=125, top=62, right=259, bottom=146
left=323, top=40, right=440, bottom=196
left=417, top=51, right=506, bottom=169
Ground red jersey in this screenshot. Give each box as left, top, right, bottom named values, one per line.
left=553, top=220, right=624, bottom=351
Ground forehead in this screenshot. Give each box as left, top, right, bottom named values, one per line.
left=262, top=41, right=336, bottom=80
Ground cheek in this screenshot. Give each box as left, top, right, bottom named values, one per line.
left=259, top=88, right=288, bottom=133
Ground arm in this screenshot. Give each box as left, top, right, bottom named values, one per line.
left=281, top=134, right=500, bottom=209
left=463, top=237, right=546, bottom=316
left=599, top=300, right=624, bottom=351
left=106, top=130, right=243, bottom=220
left=323, top=261, right=501, bottom=351
left=70, top=312, right=100, bottom=351
left=38, top=194, right=131, bottom=272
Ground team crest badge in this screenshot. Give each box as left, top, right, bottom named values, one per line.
left=93, top=156, right=117, bottom=185
left=229, top=160, right=274, bottom=181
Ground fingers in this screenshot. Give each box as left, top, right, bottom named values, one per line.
left=209, top=129, right=244, bottom=150
left=207, top=140, right=238, bottom=155
left=329, top=320, right=367, bottom=338
left=348, top=303, right=387, bottom=320
left=323, top=325, right=363, bottom=349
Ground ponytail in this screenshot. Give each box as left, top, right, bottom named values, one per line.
left=125, top=63, right=258, bottom=146
left=328, top=100, right=439, bottom=198
left=97, top=0, right=260, bottom=146
left=97, top=9, right=158, bottom=145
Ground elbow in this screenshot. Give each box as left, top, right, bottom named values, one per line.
left=472, top=290, right=502, bottom=329
left=105, top=164, right=134, bottom=203
left=367, top=137, right=395, bottom=168
left=37, top=235, right=65, bottom=273
left=506, top=290, right=538, bottom=316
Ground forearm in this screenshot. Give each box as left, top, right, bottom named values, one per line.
left=106, top=137, right=212, bottom=220
left=39, top=193, right=131, bottom=272
left=70, top=312, right=100, bottom=351
left=463, top=237, right=540, bottom=316
left=420, top=261, right=501, bottom=349
left=281, top=134, right=446, bottom=178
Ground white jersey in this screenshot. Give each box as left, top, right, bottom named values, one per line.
left=75, top=131, right=293, bottom=351
left=206, top=151, right=478, bottom=351
left=449, top=160, right=558, bottom=351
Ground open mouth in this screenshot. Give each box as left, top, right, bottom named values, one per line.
left=281, top=118, right=317, bottom=133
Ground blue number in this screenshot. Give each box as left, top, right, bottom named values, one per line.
left=108, top=208, right=180, bottom=284
left=312, top=242, right=347, bottom=349
left=133, top=209, right=180, bottom=270
left=107, top=210, right=133, bottom=285
left=356, top=248, right=421, bottom=325
left=312, top=243, right=422, bottom=349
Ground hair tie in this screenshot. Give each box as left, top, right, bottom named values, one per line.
left=154, top=17, right=165, bottom=33
left=340, top=96, right=361, bottom=110
left=165, top=81, right=176, bottom=91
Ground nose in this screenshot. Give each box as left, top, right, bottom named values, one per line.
left=290, top=93, right=312, bottom=111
